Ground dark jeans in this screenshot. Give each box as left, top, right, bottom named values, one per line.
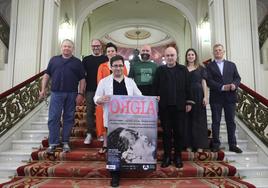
left=210, top=103, right=237, bottom=149
left=85, top=91, right=96, bottom=134
left=159, top=106, right=185, bottom=157
left=48, top=92, right=77, bottom=146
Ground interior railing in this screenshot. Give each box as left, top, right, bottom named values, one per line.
left=0, top=71, right=45, bottom=137
left=0, top=12, right=9, bottom=48
left=236, top=83, right=268, bottom=147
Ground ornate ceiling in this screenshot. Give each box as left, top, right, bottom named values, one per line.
left=102, top=26, right=173, bottom=48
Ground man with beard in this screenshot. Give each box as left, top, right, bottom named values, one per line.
left=83, top=39, right=108, bottom=144
left=128, top=45, right=157, bottom=96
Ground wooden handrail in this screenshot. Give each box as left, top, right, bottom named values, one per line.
left=0, top=71, right=45, bottom=99
left=239, top=83, right=268, bottom=106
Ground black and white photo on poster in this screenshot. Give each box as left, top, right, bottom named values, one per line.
left=105, top=95, right=158, bottom=171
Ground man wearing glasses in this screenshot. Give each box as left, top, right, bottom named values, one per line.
left=83, top=39, right=108, bottom=144
left=94, top=55, right=142, bottom=187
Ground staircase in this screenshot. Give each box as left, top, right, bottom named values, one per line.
left=0, top=103, right=267, bottom=187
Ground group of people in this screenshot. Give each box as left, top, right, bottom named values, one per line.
left=39, top=38, right=242, bottom=187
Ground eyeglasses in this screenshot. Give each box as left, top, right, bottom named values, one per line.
left=112, top=64, right=124, bottom=68
left=165, top=54, right=175, bottom=57
left=91, top=45, right=101, bottom=48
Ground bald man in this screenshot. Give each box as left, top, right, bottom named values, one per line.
left=153, top=46, right=194, bottom=168
left=128, top=45, right=157, bottom=96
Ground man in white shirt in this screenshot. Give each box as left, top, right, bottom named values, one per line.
left=94, top=55, right=142, bottom=187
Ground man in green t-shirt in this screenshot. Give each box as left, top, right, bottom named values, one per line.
left=128, top=44, right=157, bottom=96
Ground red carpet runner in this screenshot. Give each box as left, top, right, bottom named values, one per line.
left=0, top=106, right=256, bottom=187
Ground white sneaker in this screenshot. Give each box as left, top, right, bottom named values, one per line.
left=63, top=143, right=71, bottom=153
left=84, top=133, right=92, bottom=144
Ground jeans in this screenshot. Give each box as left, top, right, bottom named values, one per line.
left=85, top=91, right=96, bottom=134
left=48, top=91, right=77, bottom=146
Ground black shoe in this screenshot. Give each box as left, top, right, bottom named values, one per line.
left=161, top=157, right=171, bottom=168
left=110, top=172, right=120, bottom=187
left=229, top=146, right=243, bottom=153
left=173, top=154, right=183, bottom=168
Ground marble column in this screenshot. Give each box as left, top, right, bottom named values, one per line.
left=11, top=0, right=44, bottom=85
left=40, top=0, right=60, bottom=71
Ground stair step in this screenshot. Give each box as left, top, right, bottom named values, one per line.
left=0, top=178, right=11, bottom=184
left=0, top=162, right=25, bottom=178
left=0, top=177, right=255, bottom=187
left=21, top=130, right=48, bottom=140
left=12, top=140, right=42, bottom=150
left=218, top=130, right=239, bottom=141
left=232, top=161, right=268, bottom=178
left=36, top=116, right=48, bottom=122
left=0, top=150, right=32, bottom=163
left=224, top=151, right=258, bottom=163
left=28, top=121, right=48, bottom=129
left=244, top=177, right=268, bottom=188
left=16, top=161, right=237, bottom=178
left=221, top=139, right=248, bottom=150
left=31, top=148, right=225, bottom=162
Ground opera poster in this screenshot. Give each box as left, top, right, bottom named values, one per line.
left=105, top=95, right=158, bottom=171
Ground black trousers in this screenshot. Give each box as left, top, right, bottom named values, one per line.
left=210, top=103, right=237, bottom=149
left=159, top=106, right=185, bottom=157
left=137, top=85, right=153, bottom=96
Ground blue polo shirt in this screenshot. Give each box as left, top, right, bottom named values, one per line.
left=45, top=55, right=85, bottom=92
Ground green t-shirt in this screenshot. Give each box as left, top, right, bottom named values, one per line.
left=128, top=61, right=158, bottom=86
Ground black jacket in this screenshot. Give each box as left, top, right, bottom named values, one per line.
left=206, top=60, right=241, bottom=104
left=153, top=63, right=194, bottom=110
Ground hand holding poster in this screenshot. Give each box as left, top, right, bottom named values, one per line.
left=105, top=95, right=158, bottom=171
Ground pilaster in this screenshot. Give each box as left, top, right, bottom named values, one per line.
left=209, top=0, right=258, bottom=90
left=12, top=0, right=44, bottom=85
left=209, top=0, right=226, bottom=47
left=40, top=0, right=60, bottom=71
left=224, top=0, right=255, bottom=88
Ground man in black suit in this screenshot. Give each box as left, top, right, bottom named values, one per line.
left=206, top=44, right=242, bottom=153
left=153, top=46, right=194, bottom=168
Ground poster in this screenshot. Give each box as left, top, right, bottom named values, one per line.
left=106, top=95, right=158, bottom=171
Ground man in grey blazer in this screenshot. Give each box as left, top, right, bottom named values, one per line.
left=206, top=44, right=242, bottom=153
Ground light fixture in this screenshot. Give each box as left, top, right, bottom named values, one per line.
left=135, top=29, right=141, bottom=49
left=58, top=13, right=74, bottom=43
left=198, top=12, right=211, bottom=43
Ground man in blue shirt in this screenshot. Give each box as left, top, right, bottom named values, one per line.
left=39, top=39, right=86, bottom=154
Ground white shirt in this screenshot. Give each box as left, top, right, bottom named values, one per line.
left=94, top=74, right=142, bottom=127
left=216, top=60, right=224, bottom=75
